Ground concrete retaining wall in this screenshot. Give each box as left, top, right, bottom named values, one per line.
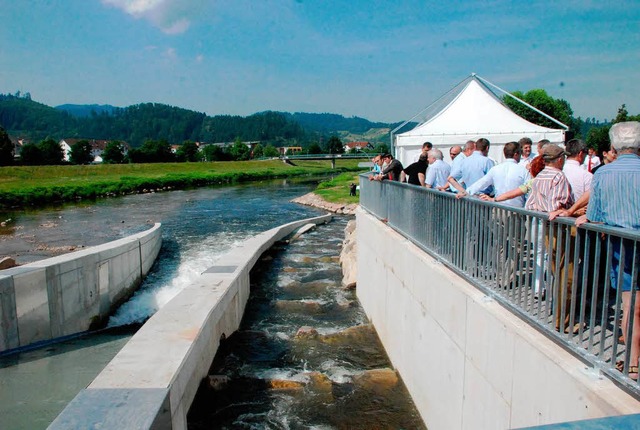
left=48, top=214, right=332, bottom=430
left=0, top=223, right=162, bottom=353
left=355, top=209, right=640, bottom=430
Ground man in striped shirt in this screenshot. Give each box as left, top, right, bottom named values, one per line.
left=525, top=144, right=575, bottom=332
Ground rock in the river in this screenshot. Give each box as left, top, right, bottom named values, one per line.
left=352, top=368, right=399, bottom=392
left=207, top=375, right=230, bottom=391
left=295, top=326, right=319, bottom=339
left=0, top=257, right=17, bottom=270
left=339, top=219, right=357, bottom=289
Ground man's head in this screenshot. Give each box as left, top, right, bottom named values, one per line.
left=565, top=139, right=587, bottom=163
left=537, top=139, right=551, bottom=154
left=587, top=147, right=596, bottom=157
left=463, top=140, right=475, bottom=156
left=519, top=137, right=533, bottom=157
left=503, top=141, right=521, bottom=162
left=542, top=144, right=568, bottom=169
left=475, top=138, right=490, bottom=155
left=610, top=121, right=640, bottom=155
left=382, top=153, right=393, bottom=162
left=422, top=142, right=433, bottom=153
left=449, top=145, right=462, bottom=160
left=602, top=145, right=618, bottom=164
left=427, top=148, right=444, bottom=164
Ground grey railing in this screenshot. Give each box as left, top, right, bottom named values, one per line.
left=359, top=174, right=640, bottom=396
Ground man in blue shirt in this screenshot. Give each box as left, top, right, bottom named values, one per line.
left=584, top=121, right=640, bottom=379
left=448, top=138, right=495, bottom=195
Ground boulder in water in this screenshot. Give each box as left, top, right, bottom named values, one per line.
left=352, top=368, right=399, bottom=391
left=0, top=257, right=17, bottom=270
left=207, top=375, right=230, bottom=391
left=295, top=326, right=319, bottom=339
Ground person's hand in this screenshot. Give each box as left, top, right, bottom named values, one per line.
left=575, top=214, right=588, bottom=227
left=549, top=209, right=570, bottom=221
left=574, top=206, right=587, bottom=216
left=456, top=191, right=468, bottom=200
left=478, top=194, right=494, bottom=202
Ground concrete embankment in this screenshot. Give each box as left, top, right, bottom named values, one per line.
left=355, top=208, right=640, bottom=429
left=291, top=192, right=358, bottom=215
left=49, top=214, right=332, bottom=430
left=0, top=223, right=162, bottom=354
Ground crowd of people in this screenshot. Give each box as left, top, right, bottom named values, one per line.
left=368, top=121, right=640, bottom=379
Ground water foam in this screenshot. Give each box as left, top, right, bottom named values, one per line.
left=108, top=233, right=246, bottom=327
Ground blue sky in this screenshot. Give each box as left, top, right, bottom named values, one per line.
left=1, top=0, right=638, bottom=123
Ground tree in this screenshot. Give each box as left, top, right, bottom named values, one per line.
left=503, top=89, right=574, bottom=129
left=20, top=143, right=42, bottom=165
left=176, top=140, right=200, bottom=162
left=228, top=137, right=250, bottom=161
left=325, top=136, right=344, bottom=154
left=70, top=139, right=94, bottom=164
left=0, top=126, right=13, bottom=166
left=252, top=143, right=264, bottom=159
left=132, top=139, right=174, bottom=163
left=307, top=143, right=323, bottom=154
left=102, top=140, right=126, bottom=164
left=586, top=125, right=611, bottom=154
left=372, top=143, right=390, bottom=154
left=263, top=144, right=280, bottom=158
left=38, top=138, right=64, bottom=165
left=613, top=104, right=629, bottom=124
left=201, top=144, right=228, bottom=161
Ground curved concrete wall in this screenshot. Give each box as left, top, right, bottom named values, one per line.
left=355, top=209, right=640, bottom=430
left=0, top=223, right=162, bottom=353
left=49, top=214, right=332, bottom=430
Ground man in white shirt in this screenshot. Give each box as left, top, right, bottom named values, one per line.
left=413, top=141, right=433, bottom=162
left=459, top=142, right=530, bottom=207
left=444, top=140, right=475, bottom=192
left=425, top=149, right=451, bottom=189
left=582, top=147, right=601, bottom=173
left=563, top=139, right=592, bottom=201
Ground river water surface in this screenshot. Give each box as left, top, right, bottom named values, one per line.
left=0, top=179, right=424, bottom=429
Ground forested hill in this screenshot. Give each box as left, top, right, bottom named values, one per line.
left=0, top=93, right=395, bottom=147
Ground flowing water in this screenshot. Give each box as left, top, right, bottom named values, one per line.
left=187, top=217, right=426, bottom=429
left=0, top=179, right=425, bottom=429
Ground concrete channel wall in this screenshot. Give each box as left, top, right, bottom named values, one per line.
left=49, top=213, right=332, bottom=430
left=355, top=209, right=640, bottom=430
left=0, top=223, right=162, bottom=354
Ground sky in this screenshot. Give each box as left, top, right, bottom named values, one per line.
left=0, top=0, right=638, bottom=123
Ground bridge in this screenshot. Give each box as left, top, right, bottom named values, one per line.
left=278, top=153, right=373, bottom=168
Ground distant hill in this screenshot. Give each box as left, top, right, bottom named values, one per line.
left=1, top=95, right=402, bottom=147
left=56, top=104, right=118, bottom=118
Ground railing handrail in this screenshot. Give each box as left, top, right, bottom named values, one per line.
left=359, top=173, right=640, bottom=397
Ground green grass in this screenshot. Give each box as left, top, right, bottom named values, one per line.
left=0, top=160, right=363, bottom=209
left=314, top=172, right=363, bottom=204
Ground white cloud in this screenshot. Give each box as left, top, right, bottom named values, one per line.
left=101, top=0, right=204, bottom=34
left=195, top=54, right=204, bottom=64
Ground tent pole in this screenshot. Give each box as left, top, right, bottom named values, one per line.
left=474, top=74, right=570, bottom=130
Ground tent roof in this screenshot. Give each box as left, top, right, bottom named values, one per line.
left=393, top=74, right=566, bottom=165
left=396, top=75, right=565, bottom=142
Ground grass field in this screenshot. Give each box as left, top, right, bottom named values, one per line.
left=0, top=159, right=365, bottom=208
left=314, top=172, right=364, bottom=205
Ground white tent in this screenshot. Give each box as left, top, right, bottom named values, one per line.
left=393, top=74, right=567, bottom=166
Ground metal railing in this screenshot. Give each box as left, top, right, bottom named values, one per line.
left=359, top=174, right=640, bottom=396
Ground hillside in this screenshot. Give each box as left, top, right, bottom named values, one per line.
left=0, top=93, right=398, bottom=147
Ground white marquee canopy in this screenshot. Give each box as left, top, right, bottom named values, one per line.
left=393, top=74, right=567, bottom=166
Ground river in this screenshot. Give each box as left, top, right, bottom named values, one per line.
left=0, top=178, right=424, bottom=429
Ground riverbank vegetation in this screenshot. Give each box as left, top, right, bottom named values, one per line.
left=314, top=172, right=362, bottom=205
left=0, top=160, right=363, bottom=209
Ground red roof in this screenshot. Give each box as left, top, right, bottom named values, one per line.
left=345, top=141, right=370, bottom=149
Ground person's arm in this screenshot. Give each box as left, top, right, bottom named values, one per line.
left=549, top=191, right=590, bottom=220
left=447, top=176, right=466, bottom=194
left=418, top=172, right=425, bottom=187
left=487, top=187, right=526, bottom=203
left=400, top=170, right=407, bottom=183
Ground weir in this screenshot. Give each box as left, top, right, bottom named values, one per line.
left=49, top=214, right=334, bottom=429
